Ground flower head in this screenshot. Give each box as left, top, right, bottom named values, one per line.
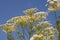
left=47, top=0, right=58, bottom=2
left=7, top=16, right=20, bottom=23
left=30, top=34, right=43, bottom=40
left=39, top=21, right=52, bottom=27
left=47, top=0, right=60, bottom=11
left=34, top=12, right=48, bottom=16
left=44, top=27, right=58, bottom=34
left=23, top=8, right=38, bottom=15
left=2, top=23, right=16, bottom=33
left=34, top=12, right=48, bottom=20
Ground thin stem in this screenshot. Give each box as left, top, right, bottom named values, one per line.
left=22, top=28, right=25, bottom=40
left=7, top=33, right=14, bottom=40
left=54, top=11, right=57, bottom=21
left=16, top=29, right=21, bottom=40
left=28, top=24, right=33, bottom=40
left=16, top=28, right=24, bottom=40
left=53, top=11, right=58, bottom=27
left=53, top=11, right=60, bottom=40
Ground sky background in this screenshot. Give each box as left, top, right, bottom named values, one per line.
left=0, top=0, right=60, bottom=40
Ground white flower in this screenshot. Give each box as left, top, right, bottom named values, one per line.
left=44, top=27, right=55, bottom=30
left=7, top=16, right=21, bottom=23
left=34, top=12, right=48, bottom=16
left=48, top=7, right=56, bottom=11
left=53, top=0, right=57, bottom=1
left=23, top=8, right=38, bottom=15
left=47, top=0, right=60, bottom=11
left=30, top=34, right=43, bottom=40
left=47, top=0, right=58, bottom=2
left=39, top=21, right=52, bottom=27
left=49, top=1, right=54, bottom=4
left=34, top=12, right=48, bottom=19
left=44, top=27, right=58, bottom=34
left=47, top=35, right=54, bottom=40
left=47, top=0, right=51, bottom=2
left=2, top=23, right=16, bottom=33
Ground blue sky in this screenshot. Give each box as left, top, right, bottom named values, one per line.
left=0, top=0, right=47, bottom=24
left=0, top=0, right=59, bottom=40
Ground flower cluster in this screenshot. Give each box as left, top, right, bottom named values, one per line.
left=7, top=8, right=48, bottom=26
left=7, top=16, right=29, bottom=27
left=47, top=0, right=58, bottom=3
left=47, top=0, right=60, bottom=11
left=28, top=11, right=48, bottom=24
left=43, top=27, right=58, bottom=35
left=34, top=12, right=48, bottom=20
left=0, top=6, right=58, bottom=40
left=30, top=26, right=58, bottom=40
left=39, top=21, right=52, bottom=27
left=42, top=27, right=58, bottom=40
left=34, top=21, right=52, bottom=31
left=23, top=8, right=38, bottom=15
left=0, top=0, right=59, bottom=40
left=30, top=34, right=43, bottom=40
left=1, top=23, right=16, bottom=33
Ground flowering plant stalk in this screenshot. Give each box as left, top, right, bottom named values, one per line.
left=0, top=0, right=60, bottom=40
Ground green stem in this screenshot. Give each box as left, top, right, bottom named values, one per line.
left=16, top=28, right=24, bottom=40
left=28, top=24, right=33, bottom=40
left=22, top=28, right=25, bottom=40
left=54, top=11, right=60, bottom=40
left=7, top=33, right=14, bottom=40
